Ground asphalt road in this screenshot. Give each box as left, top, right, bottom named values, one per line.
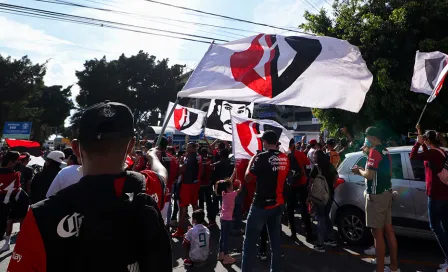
left=0, top=215, right=444, bottom=272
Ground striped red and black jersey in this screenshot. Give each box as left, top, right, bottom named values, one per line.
left=159, top=153, right=179, bottom=202
left=0, top=168, right=21, bottom=204
left=249, top=149, right=290, bottom=209
left=182, top=153, right=202, bottom=185
left=8, top=171, right=172, bottom=272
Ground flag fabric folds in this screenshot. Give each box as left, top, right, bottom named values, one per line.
left=231, top=115, right=292, bottom=160
left=164, top=102, right=206, bottom=136
left=178, top=34, right=373, bottom=113
left=411, top=51, right=448, bottom=97
left=205, top=99, right=254, bottom=141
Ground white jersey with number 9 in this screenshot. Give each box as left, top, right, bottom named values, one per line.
left=184, top=224, right=210, bottom=262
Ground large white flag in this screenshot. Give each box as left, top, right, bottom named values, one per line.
left=164, top=102, right=206, bottom=136
left=205, top=99, right=254, bottom=141
left=178, top=34, right=373, bottom=113
left=411, top=51, right=448, bottom=103
left=231, top=115, right=292, bottom=160
left=411, top=51, right=448, bottom=96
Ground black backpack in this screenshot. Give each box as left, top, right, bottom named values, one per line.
left=58, top=172, right=172, bottom=272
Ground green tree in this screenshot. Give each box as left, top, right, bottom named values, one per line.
left=74, top=51, right=185, bottom=136
left=301, top=0, right=448, bottom=136
left=0, top=55, right=73, bottom=142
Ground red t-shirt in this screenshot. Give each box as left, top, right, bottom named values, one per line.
left=410, top=143, right=448, bottom=200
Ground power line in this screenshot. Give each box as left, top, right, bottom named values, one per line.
left=0, top=5, right=217, bottom=44
left=144, top=0, right=314, bottom=35
left=1, top=3, right=229, bottom=42
left=300, top=0, right=320, bottom=12
left=34, top=0, right=251, bottom=38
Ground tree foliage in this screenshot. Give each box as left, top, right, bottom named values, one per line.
left=0, top=55, right=73, bottom=142
left=300, top=0, right=448, bottom=136
left=73, top=50, right=185, bottom=136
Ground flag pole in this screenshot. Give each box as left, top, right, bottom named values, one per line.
left=416, top=103, right=428, bottom=126
left=156, top=97, right=180, bottom=146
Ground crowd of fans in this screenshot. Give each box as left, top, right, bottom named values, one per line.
left=0, top=101, right=447, bottom=272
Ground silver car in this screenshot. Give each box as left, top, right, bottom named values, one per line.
left=331, top=146, right=439, bottom=245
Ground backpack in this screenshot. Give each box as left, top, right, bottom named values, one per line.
left=308, top=168, right=329, bottom=207
left=62, top=172, right=172, bottom=272
left=435, top=149, right=448, bottom=185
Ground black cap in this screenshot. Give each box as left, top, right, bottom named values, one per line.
left=365, top=126, right=381, bottom=138
left=78, top=101, right=134, bottom=142
left=262, top=130, right=278, bottom=145
left=327, top=138, right=336, bottom=146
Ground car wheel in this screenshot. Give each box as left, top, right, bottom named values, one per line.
left=337, top=208, right=372, bottom=245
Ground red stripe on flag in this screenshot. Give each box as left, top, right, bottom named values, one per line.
left=5, top=139, right=40, bottom=148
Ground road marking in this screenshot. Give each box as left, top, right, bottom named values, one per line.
left=280, top=244, right=439, bottom=267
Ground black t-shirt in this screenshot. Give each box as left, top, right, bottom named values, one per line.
left=18, top=164, right=34, bottom=190
left=182, top=153, right=200, bottom=184
left=249, top=149, right=290, bottom=209
left=310, top=164, right=338, bottom=196
left=211, top=159, right=233, bottom=185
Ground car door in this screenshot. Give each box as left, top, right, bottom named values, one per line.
left=347, top=152, right=414, bottom=220
left=389, top=152, right=415, bottom=221
left=404, top=152, right=429, bottom=227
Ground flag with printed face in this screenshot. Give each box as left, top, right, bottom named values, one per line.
left=164, top=102, right=206, bottom=136
left=411, top=51, right=448, bottom=99
left=205, top=99, right=254, bottom=141
left=231, top=115, right=292, bottom=160
left=178, top=34, right=373, bottom=113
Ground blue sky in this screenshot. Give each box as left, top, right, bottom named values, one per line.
left=0, top=0, right=332, bottom=101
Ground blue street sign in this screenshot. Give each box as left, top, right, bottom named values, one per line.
left=2, top=122, right=32, bottom=139
left=294, top=135, right=302, bottom=143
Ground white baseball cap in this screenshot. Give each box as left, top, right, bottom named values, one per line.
left=46, top=151, right=67, bottom=165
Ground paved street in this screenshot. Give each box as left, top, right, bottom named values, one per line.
left=0, top=216, right=443, bottom=272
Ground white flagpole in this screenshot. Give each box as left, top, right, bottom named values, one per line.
left=156, top=97, right=180, bottom=146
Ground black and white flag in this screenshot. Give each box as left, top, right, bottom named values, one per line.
left=205, top=99, right=254, bottom=141
left=178, top=34, right=373, bottom=113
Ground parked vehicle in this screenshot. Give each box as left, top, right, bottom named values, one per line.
left=331, top=146, right=445, bottom=245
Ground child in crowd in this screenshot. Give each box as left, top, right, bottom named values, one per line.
left=216, top=178, right=242, bottom=265
left=183, top=209, right=210, bottom=267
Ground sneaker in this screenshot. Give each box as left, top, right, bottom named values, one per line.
left=257, top=252, right=267, bottom=261
left=364, top=246, right=376, bottom=256
left=218, top=252, right=225, bottom=261
left=183, top=259, right=193, bottom=267
left=222, top=254, right=236, bottom=265
left=171, top=228, right=185, bottom=238
left=437, top=267, right=448, bottom=272
left=324, top=240, right=337, bottom=247
left=370, top=256, right=391, bottom=265
left=440, top=261, right=448, bottom=269
left=314, top=245, right=325, bottom=253
left=0, top=243, right=10, bottom=253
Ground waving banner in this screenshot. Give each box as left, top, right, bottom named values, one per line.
left=411, top=51, right=448, bottom=98
left=231, top=115, right=292, bottom=160
left=164, top=102, right=206, bottom=136
left=178, top=34, right=373, bottom=113
left=205, top=99, right=254, bottom=141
